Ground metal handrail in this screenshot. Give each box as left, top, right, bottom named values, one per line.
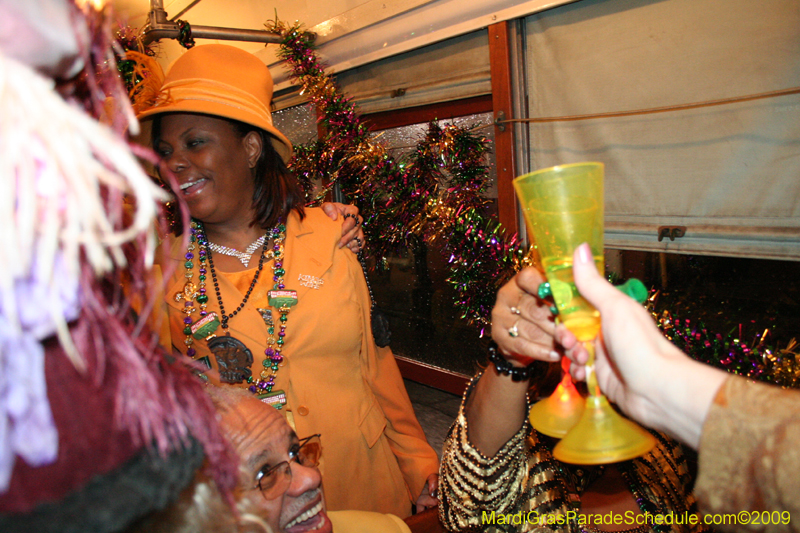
left=141, top=0, right=288, bottom=45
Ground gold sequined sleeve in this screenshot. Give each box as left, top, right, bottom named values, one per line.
left=438, top=375, right=577, bottom=533
left=695, top=375, right=800, bottom=532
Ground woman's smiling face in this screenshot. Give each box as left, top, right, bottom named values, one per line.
left=155, top=113, right=262, bottom=226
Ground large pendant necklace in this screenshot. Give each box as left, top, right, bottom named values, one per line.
left=204, top=225, right=270, bottom=385
left=206, top=234, right=267, bottom=267
left=176, top=220, right=297, bottom=408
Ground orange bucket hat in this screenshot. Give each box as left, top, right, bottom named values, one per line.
left=132, top=44, right=293, bottom=162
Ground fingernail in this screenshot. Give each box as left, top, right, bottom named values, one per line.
left=576, top=242, right=592, bottom=264
left=548, top=351, right=560, bottom=361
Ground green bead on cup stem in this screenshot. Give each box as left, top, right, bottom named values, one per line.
left=539, top=274, right=648, bottom=401
left=536, top=277, right=648, bottom=316
left=536, top=282, right=560, bottom=315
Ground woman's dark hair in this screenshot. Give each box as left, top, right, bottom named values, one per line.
left=229, top=119, right=305, bottom=230
left=151, top=114, right=305, bottom=231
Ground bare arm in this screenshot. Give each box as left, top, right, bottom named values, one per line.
left=466, top=267, right=566, bottom=456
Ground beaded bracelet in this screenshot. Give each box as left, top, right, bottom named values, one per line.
left=487, top=342, right=545, bottom=382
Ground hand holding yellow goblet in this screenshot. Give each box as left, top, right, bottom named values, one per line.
left=514, top=162, right=655, bottom=464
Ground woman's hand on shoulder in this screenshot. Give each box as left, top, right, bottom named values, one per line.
left=321, top=202, right=365, bottom=253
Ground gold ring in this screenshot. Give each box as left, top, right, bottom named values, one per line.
left=508, top=321, right=520, bottom=338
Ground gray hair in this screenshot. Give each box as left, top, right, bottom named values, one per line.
left=205, top=383, right=255, bottom=413
left=126, top=385, right=273, bottom=533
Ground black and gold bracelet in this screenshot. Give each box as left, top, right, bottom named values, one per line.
left=487, top=342, right=546, bottom=382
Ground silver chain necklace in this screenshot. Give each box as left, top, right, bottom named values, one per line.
left=206, top=234, right=268, bottom=267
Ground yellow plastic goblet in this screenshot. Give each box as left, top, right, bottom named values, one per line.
left=513, top=162, right=655, bottom=464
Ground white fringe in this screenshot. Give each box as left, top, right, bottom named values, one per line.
left=0, top=51, right=169, bottom=367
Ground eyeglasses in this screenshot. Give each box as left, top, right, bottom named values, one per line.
left=254, top=434, right=321, bottom=500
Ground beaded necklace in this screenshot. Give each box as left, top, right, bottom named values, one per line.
left=206, top=230, right=270, bottom=331
left=175, top=221, right=214, bottom=373
left=207, top=234, right=267, bottom=267
left=176, top=220, right=297, bottom=407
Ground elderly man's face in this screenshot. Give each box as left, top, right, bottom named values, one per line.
left=220, top=397, right=331, bottom=533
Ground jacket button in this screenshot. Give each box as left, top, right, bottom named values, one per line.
left=297, top=405, right=310, bottom=416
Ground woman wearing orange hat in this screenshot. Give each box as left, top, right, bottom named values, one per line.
left=132, top=44, right=439, bottom=518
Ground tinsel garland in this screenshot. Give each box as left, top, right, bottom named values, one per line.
left=653, top=307, right=799, bottom=388
left=114, top=26, right=156, bottom=97
left=267, top=19, right=530, bottom=329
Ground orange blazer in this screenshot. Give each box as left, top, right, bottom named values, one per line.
left=156, top=208, right=439, bottom=517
